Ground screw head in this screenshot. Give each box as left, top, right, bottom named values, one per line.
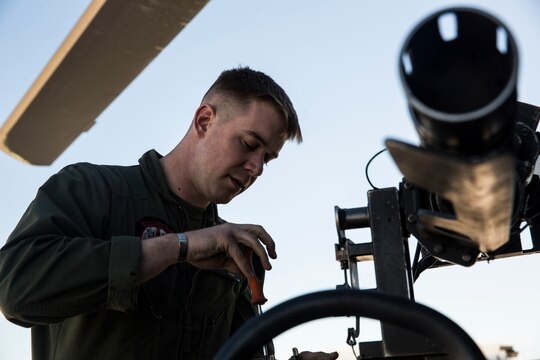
left=433, top=244, right=444, bottom=254
left=407, top=214, right=417, bottom=224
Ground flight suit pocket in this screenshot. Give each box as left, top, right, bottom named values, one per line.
left=183, top=271, right=242, bottom=359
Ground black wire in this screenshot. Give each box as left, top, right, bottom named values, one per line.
left=522, top=209, right=540, bottom=230
left=365, top=148, right=388, bottom=190
left=413, top=255, right=439, bottom=282
left=411, top=242, right=421, bottom=281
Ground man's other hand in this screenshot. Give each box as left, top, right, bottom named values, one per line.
left=297, top=350, right=339, bottom=360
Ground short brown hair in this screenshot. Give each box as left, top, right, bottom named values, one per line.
left=202, top=67, right=302, bottom=143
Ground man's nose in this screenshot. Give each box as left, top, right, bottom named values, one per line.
left=245, top=153, right=264, bottom=177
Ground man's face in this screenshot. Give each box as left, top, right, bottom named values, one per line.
left=192, top=99, right=287, bottom=205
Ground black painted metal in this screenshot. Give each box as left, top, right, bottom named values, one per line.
left=213, top=290, right=485, bottom=360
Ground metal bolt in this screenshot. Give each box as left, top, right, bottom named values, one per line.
left=407, top=214, right=417, bottom=224
left=433, top=244, right=444, bottom=254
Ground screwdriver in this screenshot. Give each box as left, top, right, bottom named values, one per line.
left=243, top=247, right=274, bottom=359
left=243, top=246, right=267, bottom=305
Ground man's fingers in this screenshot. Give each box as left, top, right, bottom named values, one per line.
left=234, top=229, right=273, bottom=271
left=239, top=224, right=277, bottom=259
left=224, top=239, right=256, bottom=279
left=182, top=223, right=276, bottom=278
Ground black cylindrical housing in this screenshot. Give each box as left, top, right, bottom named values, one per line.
left=400, top=7, right=518, bottom=156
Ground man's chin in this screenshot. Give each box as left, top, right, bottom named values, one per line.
left=213, top=193, right=237, bottom=205
left=215, top=198, right=233, bottom=205
left=212, top=186, right=247, bottom=204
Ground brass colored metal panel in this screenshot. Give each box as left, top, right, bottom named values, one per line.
left=386, top=139, right=514, bottom=253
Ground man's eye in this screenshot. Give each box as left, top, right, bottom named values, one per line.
left=241, top=140, right=257, bottom=150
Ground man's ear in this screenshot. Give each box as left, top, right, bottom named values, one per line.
left=193, top=104, right=215, bottom=137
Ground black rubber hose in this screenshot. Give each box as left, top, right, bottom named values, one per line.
left=213, top=290, right=485, bottom=360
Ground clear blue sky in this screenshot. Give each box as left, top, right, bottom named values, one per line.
left=1, top=1, right=540, bottom=359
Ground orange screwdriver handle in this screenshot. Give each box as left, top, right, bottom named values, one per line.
left=243, top=247, right=267, bottom=305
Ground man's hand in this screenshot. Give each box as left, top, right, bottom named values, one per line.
left=185, top=223, right=277, bottom=279
left=297, top=350, right=339, bottom=360
left=137, top=223, right=276, bottom=284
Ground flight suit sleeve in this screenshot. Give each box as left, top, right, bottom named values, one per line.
left=0, top=164, right=142, bottom=326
